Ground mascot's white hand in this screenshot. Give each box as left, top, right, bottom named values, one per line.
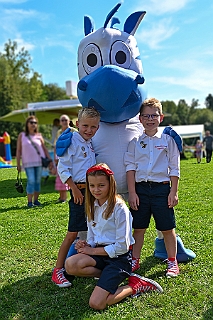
left=128, top=192, right=139, bottom=210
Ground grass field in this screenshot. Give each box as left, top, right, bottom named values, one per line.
left=0, top=158, right=213, bottom=320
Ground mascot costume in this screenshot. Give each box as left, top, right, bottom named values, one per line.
left=57, top=2, right=195, bottom=262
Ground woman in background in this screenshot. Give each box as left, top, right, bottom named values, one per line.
left=16, top=116, right=52, bottom=208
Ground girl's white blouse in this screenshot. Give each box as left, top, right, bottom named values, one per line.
left=87, top=198, right=135, bottom=258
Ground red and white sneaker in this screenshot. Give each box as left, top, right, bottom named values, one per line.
left=132, top=257, right=140, bottom=272
left=52, top=267, right=72, bottom=288
left=165, top=259, right=179, bottom=277
left=128, top=273, right=163, bottom=298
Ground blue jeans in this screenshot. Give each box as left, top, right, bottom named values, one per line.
left=25, top=166, right=43, bottom=194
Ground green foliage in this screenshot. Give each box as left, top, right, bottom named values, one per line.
left=43, top=83, right=68, bottom=101
left=205, top=94, right=213, bottom=111
left=0, top=40, right=69, bottom=155
left=0, top=160, right=213, bottom=319
left=161, top=99, right=213, bottom=133
left=0, top=40, right=44, bottom=155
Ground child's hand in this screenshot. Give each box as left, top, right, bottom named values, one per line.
left=128, top=192, right=139, bottom=210
left=77, top=246, right=93, bottom=255
left=72, top=186, right=84, bottom=205
left=75, top=240, right=87, bottom=250
left=168, top=191, right=178, bottom=208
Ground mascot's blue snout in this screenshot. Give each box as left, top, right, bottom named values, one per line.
left=77, top=65, right=146, bottom=123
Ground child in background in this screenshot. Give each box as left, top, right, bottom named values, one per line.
left=195, top=139, right=203, bottom=163
left=51, top=118, right=60, bottom=145
left=125, top=98, right=180, bottom=277
left=52, top=107, right=100, bottom=287
left=65, top=163, right=163, bottom=310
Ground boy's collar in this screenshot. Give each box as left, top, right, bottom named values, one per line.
left=75, top=131, right=92, bottom=143
left=143, top=129, right=161, bottom=138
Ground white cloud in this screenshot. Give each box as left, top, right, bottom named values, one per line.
left=14, top=36, right=35, bottom=51
left=40, top=37, right=75, bottom=53
left=150, top=56, right=213, bottom=105
left=3, top=8, right=48, bottom=21
left=137, top=18, right=178, bottom=49
left=132, top=0, right=194, bottom=15
left=0, top=0, right=27, bottom=3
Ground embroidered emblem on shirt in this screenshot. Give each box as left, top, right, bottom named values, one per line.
left=92, top=221, right=97, bottom=227
left=140, top=141, right=147, bottom=148
left=81, top=146, right=87, bottom=157
left=155, top=145, right=167, bottom=150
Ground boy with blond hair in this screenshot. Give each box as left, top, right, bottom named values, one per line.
left=52, top=107, right=100, bottom=287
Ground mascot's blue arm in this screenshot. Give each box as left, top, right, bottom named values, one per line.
left=163, top=126, right=183, bottom=152
left=56, top=128, right=73, bottom=157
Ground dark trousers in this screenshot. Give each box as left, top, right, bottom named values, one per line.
left=206, top=148, right=212, bottom=163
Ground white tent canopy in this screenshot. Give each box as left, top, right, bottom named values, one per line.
left=158, top=124, right=205, bottom=141
left=0, top=99, right=82, bottom=125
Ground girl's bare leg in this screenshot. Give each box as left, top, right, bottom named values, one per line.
left=65, top=253, right=101, bottom=278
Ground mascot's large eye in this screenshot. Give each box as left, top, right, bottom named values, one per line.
left=110, top=41, right=131, bottom=69
left=82, top=43, right=103, bottom=74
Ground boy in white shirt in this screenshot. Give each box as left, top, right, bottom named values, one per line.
left=52, top=107, right=100, bottom=287
left=124, top=98, right=180, bottom=277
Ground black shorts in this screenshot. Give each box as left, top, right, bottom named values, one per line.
left=131, top=182, right=176, bottom=231
left=68, top=189, right=87, bottom=232
left=90, top=251, right=132, bottom=294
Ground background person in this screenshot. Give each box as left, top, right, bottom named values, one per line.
left=51, top=118, right=60, bottom=145
left=16, top=116, right=53, bottom=208
left=203, top=130, right=213, bottom=163
left=54, top=115, right=77, bottom=203
left=195, top=139, right=203, bottom=163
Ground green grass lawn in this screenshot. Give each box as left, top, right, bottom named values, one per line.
left=0, top=158, right=213, bottom=320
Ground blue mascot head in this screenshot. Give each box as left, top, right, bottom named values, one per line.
left=77, top=3, right=147, bottom=123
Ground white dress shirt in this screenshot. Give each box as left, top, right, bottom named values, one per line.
left=87, top=198, right=135, bottom=258
left=57, top=132, right=96, bottom=184
left=124, top=131, right=180, bottom=182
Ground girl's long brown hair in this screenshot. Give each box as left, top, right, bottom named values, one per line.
left=85, top=163, right=117, bottom=221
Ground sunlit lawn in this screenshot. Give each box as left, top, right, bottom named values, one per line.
left=0, top=158, right=212, bottom=319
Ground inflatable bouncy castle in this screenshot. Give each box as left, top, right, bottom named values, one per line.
left=0, top=132, right=12, bottom=168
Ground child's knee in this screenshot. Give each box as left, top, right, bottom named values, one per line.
left=89, top=296, right=106, bottom=310
left=65, top=257, right=75, bottom=274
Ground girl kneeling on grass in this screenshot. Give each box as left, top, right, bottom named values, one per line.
left=65, top=163, right=163, bottom=310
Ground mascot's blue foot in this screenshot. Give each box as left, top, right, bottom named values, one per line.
left=66, top=241, right=78, bottom=259
left=154, top=235, right=196, bottom=262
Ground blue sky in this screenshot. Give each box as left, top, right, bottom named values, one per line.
left=0, top=0, right=212, bottom=107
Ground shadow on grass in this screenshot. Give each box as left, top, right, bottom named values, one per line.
left=203, top=300, right=213, bottom=320
left=0, top=176, right=55, bottom=200
left=0, top=272, right=99, bottom=320
left=135, top=255, right=165, bottom=279
left=0, top=200, right=56, bottom=214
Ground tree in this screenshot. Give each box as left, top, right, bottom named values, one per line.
left=205, top=94, right=213, bottom=111
left=161, top=100, right=178, bottom=126
left=176, top=99, right=190, bottom=125
left=189, top=108, right=213, bottom=133
left=43, top=83, right=68, bottom=101
left=0, top=40, right=44, bottom=155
